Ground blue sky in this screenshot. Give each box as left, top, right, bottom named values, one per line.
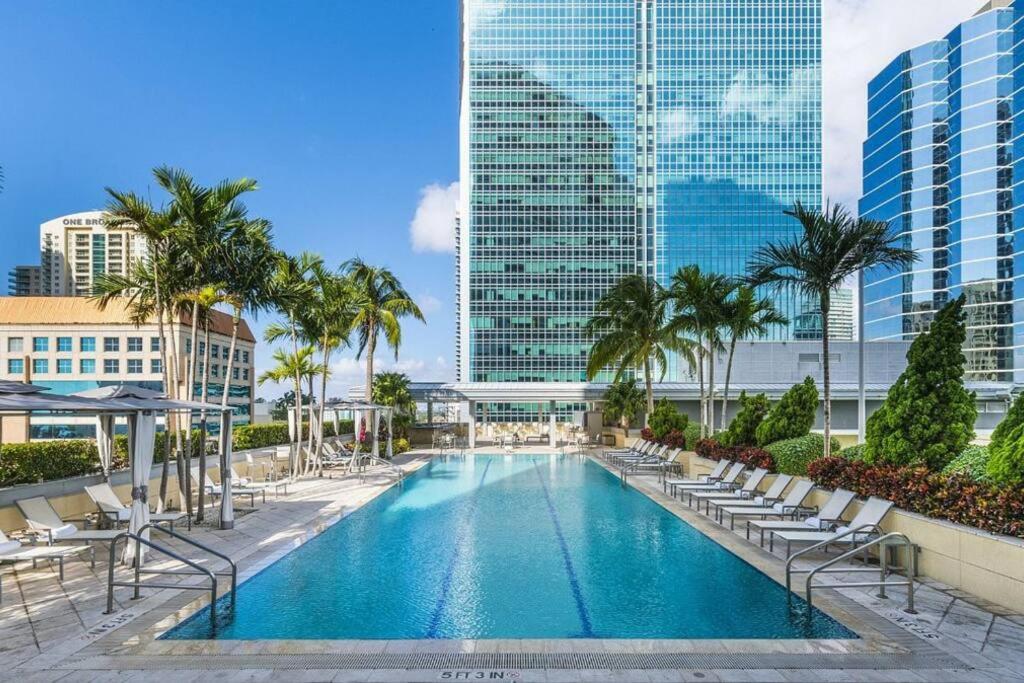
left=0, top=0, right=460, bottom=398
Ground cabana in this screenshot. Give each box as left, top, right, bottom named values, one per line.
left=323, top=398, right=395, bottom=465
left=0, top=381, right=234, bottom=564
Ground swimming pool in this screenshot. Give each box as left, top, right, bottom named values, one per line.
left=164, top=454, right=856, bottom=640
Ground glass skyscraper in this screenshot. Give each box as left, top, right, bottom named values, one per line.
left=459, top=0, right=823, bottom=391
left=861, top=0, right=1022, bottom=383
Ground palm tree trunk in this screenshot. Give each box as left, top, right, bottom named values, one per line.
left=166, top=310, right=188, bottom=509
left=196, top=323, right=211, bottom=523
left=365, top=325, right=376, bottom=402
left=643, top=357, right=654, bottom=426
left=821, top=293, right=832, bottom=458
left=720, top=337, right=738, bottom=432
left=707, top=347, right=716, bottom=435
left=289, top=315, right=302, bottom=480
left=151, top=242, right=172, bottom=509
left=220, top=309, right=241, bottom=502
left=182, top=301, right=200, bottom=521
left=314, top=343, right=332, bottom=476
left=696, top=329, right=706, bottom=439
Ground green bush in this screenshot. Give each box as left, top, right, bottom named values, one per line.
left=756, top=377, right=818, bottom=447
left=991, top=393, right=1024, bottom=454
left=231, top=420, right=353, bottom=451
left=943, top=445, right=991, bottom=482
left=114, top=429, right=206, bottom=464
left=648, top=399, right=688, bottom=440
left=841, top=443, right=868, bottom=461
left=987, top=424, right=1024, bottom=486
left=0, top=440, right=100, bottom=486
left=721, top=391, right=769, bottom=447
left=865, top=296, right=976, bottom=470
left=393, top=437, right=411, bottom=455
left=765, top=433, right=841, bottom=476
left=683, top=422, right=701, bottom=450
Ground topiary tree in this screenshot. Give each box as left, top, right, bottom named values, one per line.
left=864, top=295, right=976, bottom=470
left=765, top=433, right=841, bottom=476
left=721, top=391, right=769, bottom=447
left=990, top=392, right=1024, bottom=454
left=755, top=377, right=819, bottom=446
left=602, top=379, right=646, bottom=437
left=987, top=424, right=1024, bottom=485
left=648, top=398, right=688, bottom=440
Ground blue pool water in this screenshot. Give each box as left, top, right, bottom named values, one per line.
left=164, top=455, right=856, bottom=640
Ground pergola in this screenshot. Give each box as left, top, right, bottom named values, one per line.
left=0, top=381, right=233, bottom=562
left=323, top=399, right=395, bottom=459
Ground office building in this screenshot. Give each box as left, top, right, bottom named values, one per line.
left=8, top=265, right=42, bottom=296
left=861, top=0, right=1021, bottom=382
left=0, top=297, right=255, bottom=438
left=39, top=211, right=148, bottom=296
left=456, top=0, right=822, bottom=424
left=795, top=288, right=855, bottom=341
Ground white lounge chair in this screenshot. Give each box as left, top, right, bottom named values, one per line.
left=190, top=468, right=262, bottom=507
left=703, top=473, right=794, bottom=517
left=624, top=448, right=684, bottom=478
left=768, top=496, right=895, bottom=555
left=0, top=529, right=95, bottom=603
left=604, top=440, right=652, bottom=462
left=15, top=496, right=123, bottom=546
left=686, top=467, right=769, bottom=512
left=716, top=479, right=817, bottom=530
left=614, top=444, right=667, bottom=467
left=84, top=483, right=189, bottom=530
left=745, top=488, right=857, bottom=545
left=668, top=462, right=746, bottom=499
left=663, top=458, right=731, bottom=494
left=607, top=441, right=656, bottom=465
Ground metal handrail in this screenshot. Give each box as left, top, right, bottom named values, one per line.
left=785, top=524, right=917, bottom=614
left=138, top=523, right=237, bottom=597
left=104, top=531, right=219, bottom=621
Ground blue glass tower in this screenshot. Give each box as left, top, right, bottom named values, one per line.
left=861, top=0, right=1021, bottom=383
left=459, top=0, right=823, bottom=392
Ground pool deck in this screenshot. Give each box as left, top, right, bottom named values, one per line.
left=0, top=447, right=1021, bottom=682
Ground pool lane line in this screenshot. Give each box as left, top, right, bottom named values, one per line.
left=425, top=458, right=492, bottom=638
left=531, top=459, right=595, bottom=638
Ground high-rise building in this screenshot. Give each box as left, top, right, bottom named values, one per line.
left=458, top=0, right=822, bottom=394
left=8, top=265, right=42, bottom=296
left=860, top=0, right=1020, bottom=383
left=794, top=288, right=855, bottom=341
left=39, top=211, right=148, bottom=296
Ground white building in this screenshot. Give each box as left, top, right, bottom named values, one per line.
left=39, top=211, right=148, bottom=296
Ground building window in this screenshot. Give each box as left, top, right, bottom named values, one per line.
left=242, top=350, right=249, bottom=364
left=80, top=358, right=96, bottom=374
left=103, top=337, right=120, bottom=352
left=104, top=359, right=120, bottom=374
left=127, top=359, right=143, bottom=374
left=81, top=337, right=96, bottom=352
left=8, top=359, right=24, bottom=374
left=32, top=337, right=49, bottom=352
left=32, top=359, right=48, bottom=374
left=7, top=337, right=23, bottom=353
left=232, top=367, right=239, bottom=380
left=127, top=337, right=143, bottom=352
left=198, top=361, right=205, bottom=375
left=211, top=343, right=219, bottom=358
left=199, top=341, right=206, bottom=355
left=57, top=359, right=72, bottom=374
left=150, top=337, right=160, bottom=352
left=242, top=368, right=249, bottom=381
left=56, top=336, right=72, bottom=352
left=211, top=364, right=218, bottom=378
left=233, top=349, right=239, bottom=362
left=151, top=358, right=162, bottom=374
left=185, top=338, right=192, bottom=354
left=222, top=346, right=229, bottom=360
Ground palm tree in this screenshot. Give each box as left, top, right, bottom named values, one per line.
left=718, top=286, right=788, bottom=431
left=664, top=265, right=735, bottom=438
left=585, top=274, right=692, bottom=421
left=747, top=201, right=918, bottom=457
left=343, top=258, right=425, bottom=402
left=372, top=371, right=417, bottom=441
left=601, top=379, right=646, bottom=438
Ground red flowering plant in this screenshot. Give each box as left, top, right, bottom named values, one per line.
left=640, top=427, right=655, bottom=442
left=661, top=429, right=687, bottom=449
left=695, top=439, right=775, bottom=471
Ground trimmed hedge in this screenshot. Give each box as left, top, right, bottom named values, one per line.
left=841, top=443, right=868, bottom=461
left=765, top=434, right=841, bottom=476
left=808, top=457, right=1024, bottom=538
left=942, top=445, right=991, bottom=482
left=0, top=440, right=101, bottom=487
left=232, top=420, right=353, bottom=451
left=695, top=439, right=774, bottom=471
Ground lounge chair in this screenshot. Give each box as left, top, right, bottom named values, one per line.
left=745, top=488, right=857, bottom=545
left=768, top=496, right=895, bottom=555
left=14, top=496, right=123, bottom=546
left=716, top=479, right=816, bottom=530
left=190, top=468, right=262, bottom=507
left=625, top=448, right=684, bottom=478
left=703, top=473, right=794, bottom=518
left=84, top=483, right=189, bottom=531
left=0, top=529, right=95, bottom=603
left=663, top=458, right=730, bottom=494
left=685, top=467, right=768, bottom=512
left=614, top=444, right=667, bottom=467
left=607, top=441, right=655, bottom=465
left=668, top=462, right=746, bottom=499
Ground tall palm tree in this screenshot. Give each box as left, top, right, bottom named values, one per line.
left=718, top=286, right=788, bottom=431
left=664, top=265, right=735, bottom=438
left=343, top=258, right=425, bottom=403
left=585, top=274, right=693, bottom=420
left=748, top=201, right=918, bottom=457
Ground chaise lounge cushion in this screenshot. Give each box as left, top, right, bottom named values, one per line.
left=0, top=540, right=22, bottom=555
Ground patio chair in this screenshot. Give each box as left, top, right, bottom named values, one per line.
left=768, top=496, right=895, bottom=555
left=685, top=467, right=768, bottom=512
left=701, top=473, right=794, bottom=518
left=190, top=468, right=262, bottom=507
left=625, top=448, right=684, bottom=478
left=603, top=440, right=651, bottom=461
left=715, top=479, right=817, bottom=530
left=745, top=488, right=857, bottom=545
left=611, top=443, right=666, bottom=467
left=14, top=496, right=123, bottom=546
left=662, top=458, right=730, bottom=494
left=84, top=483, right=189, bottom=531
left=668, top=462, right=746, bottom=499
left=0, top=529, right=95, bottom=603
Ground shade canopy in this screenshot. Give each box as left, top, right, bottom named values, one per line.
left=0, top=380, right=50, bottom=394
left=73, top=384, right=223, bottom=412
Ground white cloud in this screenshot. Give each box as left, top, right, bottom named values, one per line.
left=326, top=355, right=454, bottom=399
left=417, top=293, right=442, bottom=314
left=722, top=66, right=821, bottom=125
left=468, top=0, right=506, bottom=30
left=410, top=181, right=459, bottom=253
left=822, top=0, right=971, bottom=209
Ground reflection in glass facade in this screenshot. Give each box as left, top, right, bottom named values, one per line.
left=459, top=0, right=823, bottom=389
left=860, top=2, right=1021, bottom=382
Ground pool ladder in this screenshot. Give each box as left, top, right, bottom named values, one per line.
left=786, top=524, right=918, bottom=614
left=104, top=523, right=237, bottom=622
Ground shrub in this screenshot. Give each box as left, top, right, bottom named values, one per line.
left=765, top=434, right=841, bottom=476
left=755, top=377, right=818, bottom=446
left=987, top=423, right=1024, bottom=486
left=648, top=399, right=688, bottom=440
left=865, top=296, right=976, bottom=471
left=721, top=391, right=769, bottom=447
left=232, top=420, right=353, bottom=451
left=393, top=438, right=411, bottom=455
left=114, top=429, right=206, bottom=464
left=661, top=429, right=687, bottom=449
left=943, top=445, right=991, bottom=482
left=0, top=440, right=100, bottom=486
left=683, top=422, right=700, bottom=450
left=695, top=439, right=775, bottom=471
left=639, top=427, right=655, bottom=442
left=991, top=393, right=1024, bottom=454
left=841, top=443, right=868, bottom=461
left=807, top=457, right=1024, bottom=538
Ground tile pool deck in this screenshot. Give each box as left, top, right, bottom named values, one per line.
left=0, top=448, right=1021, bottom=682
